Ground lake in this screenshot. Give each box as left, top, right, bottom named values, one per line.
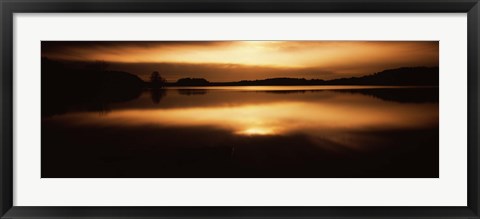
left=41, top=86, right=439, bottom=178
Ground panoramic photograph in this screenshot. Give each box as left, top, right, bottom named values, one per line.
left=41, top=41, right=439, bottom=178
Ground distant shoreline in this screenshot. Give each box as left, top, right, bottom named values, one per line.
left=155, top=66, right=439, bottom=87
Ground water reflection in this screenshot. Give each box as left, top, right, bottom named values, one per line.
left=177, top=89, right=209, bottom=96
left=149, top=88, right=167, bottom=104
left=42, top=86, right=439, bottom=178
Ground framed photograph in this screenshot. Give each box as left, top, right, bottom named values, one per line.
left=1, top=0, right=479, bottom=218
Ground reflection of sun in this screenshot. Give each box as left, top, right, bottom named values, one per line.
left=236, top=127, right=275, bottom=136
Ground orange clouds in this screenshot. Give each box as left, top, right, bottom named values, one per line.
left=42, top=41, right=438, bottom=80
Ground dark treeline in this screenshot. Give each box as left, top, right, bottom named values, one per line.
left=167, top=67, right=439, bottom=86
left=43, top=58, right=438, bottom=88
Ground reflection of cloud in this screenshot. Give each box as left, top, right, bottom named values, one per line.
left=45, top=99, right=438, bottom=147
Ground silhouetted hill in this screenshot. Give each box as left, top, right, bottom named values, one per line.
left=42, top=58, right=144, bottom=116
left=326, top=67, right=438, bottom=86
left=101, top=71, right=144, bottom=102
left=168, top=67, right=438, bottom=86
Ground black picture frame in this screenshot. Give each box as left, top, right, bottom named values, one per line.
left=1, top=0, right=479, bottom=218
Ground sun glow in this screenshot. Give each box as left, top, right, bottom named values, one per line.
left=236, top=127, right=276, bottom=136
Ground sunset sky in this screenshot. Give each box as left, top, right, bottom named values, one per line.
left=42, top=41, right=439, bottom=82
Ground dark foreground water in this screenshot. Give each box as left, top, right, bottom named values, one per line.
left=42, top=86, right=439, bottom=178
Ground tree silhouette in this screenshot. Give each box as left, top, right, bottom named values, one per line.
left=150, top=71, right=166, bottom=88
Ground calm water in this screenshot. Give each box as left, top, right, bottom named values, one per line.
left=42, top=86, right=439, bottom=178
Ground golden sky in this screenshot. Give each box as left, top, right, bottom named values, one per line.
left=42, top=41, right=439, bottom=82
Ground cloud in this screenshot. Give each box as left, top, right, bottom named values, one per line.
left=42, top=41, right=439, bottom=81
